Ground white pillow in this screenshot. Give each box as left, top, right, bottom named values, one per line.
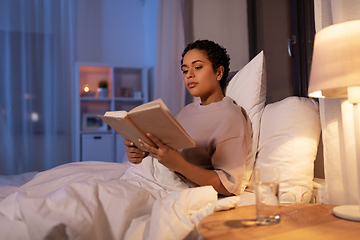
left=254, top=96, right=321, bottom=202
left=225, top=51, right=267, bottom=192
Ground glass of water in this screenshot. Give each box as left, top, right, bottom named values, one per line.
left=254, top=167, right=281, bottom=225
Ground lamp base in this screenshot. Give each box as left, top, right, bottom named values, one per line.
left=333, top=205, right=360, bottom=221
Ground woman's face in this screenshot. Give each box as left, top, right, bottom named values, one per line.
left=181, top=49, right=223, bottom=104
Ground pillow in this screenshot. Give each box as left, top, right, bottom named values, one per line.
left=225, top=51, right=267, bottom=192
left=252, top=96, right=321, bottom=203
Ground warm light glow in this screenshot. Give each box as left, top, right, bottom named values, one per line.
left=308, top=91, right=324, bottom=98
left=84, top=85, right=90, bottom=93
left=308, top=19, right=360, bottom=99
left=348, top=86, right=360, bottom=104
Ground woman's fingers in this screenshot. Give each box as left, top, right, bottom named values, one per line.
left=146, top=133, right=165, bottom=148
left=124, top=139, right=148, bottom=164
left=126, top=145, right=145, bottom=156
left=138, top=138, right=155, bottom=153
left=127, top=148, right=146, bottom=164
left=128, top=157, right=143, bottom=164
left=125, top=134, right=167, bottom=160
left=139, top=133, right=169, bottom=158
left=124, top=139, right=134, bottom=147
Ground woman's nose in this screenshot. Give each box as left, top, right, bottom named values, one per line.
left=186, top=69, right=194, bottom=78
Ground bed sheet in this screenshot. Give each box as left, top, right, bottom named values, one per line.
left=0, top=158, right=255, bottom=240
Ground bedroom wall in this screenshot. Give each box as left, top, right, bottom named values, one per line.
left=76, top=0, right=158, bottom=68
left=76, top=0, right=249, bottom=76
left=192, top=0, right=249, bottom=71
left=76, top=0, right=103, bottom=62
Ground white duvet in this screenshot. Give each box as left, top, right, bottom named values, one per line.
left=0, top=158, right=255, bottom=240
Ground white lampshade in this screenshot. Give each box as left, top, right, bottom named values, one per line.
left=308, top=19, right=360, bottom=103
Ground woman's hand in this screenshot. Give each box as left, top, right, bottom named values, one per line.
left=139, top=133, right=232, bottom=196
left=124, top=140, right=148, bottom=164
left=139, top=133, right=184, bottom=171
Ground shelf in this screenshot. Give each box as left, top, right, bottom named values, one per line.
left=75, top=62, right=149, bottom=163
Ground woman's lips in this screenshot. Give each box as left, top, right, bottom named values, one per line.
left=188, top=82, right=197, bottom=88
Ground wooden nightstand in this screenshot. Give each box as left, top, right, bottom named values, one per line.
left=199, top=203, right=360, bottom=240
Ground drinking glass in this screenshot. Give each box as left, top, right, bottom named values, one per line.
left=254, top=167, right=281, bottom=225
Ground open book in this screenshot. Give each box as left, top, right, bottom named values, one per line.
left=98, top=99, right=196, bottom=152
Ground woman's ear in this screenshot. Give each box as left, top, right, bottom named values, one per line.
left=216, top=66, right=224, bottom=81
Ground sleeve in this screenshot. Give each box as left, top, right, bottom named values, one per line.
left=212, top=111, right=252, bottom=196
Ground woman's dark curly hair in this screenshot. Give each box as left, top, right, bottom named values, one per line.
left=181, top=40, right=231, bottom=93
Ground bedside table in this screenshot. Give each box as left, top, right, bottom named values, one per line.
left=199, top=203, right=360, bottom=240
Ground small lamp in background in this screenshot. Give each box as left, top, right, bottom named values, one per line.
left=308, top=19, right=360, bottom=221
left=84, top=84, right=90, bottom=93
left=81, top=84, right=95, bottom=97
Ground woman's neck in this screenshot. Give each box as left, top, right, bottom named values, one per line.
left=200, top=92, right=224, bottom=106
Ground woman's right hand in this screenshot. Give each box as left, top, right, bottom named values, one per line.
left=124, top=139, right=148, bottom=164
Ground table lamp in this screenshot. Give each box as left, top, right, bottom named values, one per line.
left=308, top=19, right=360, bottom=221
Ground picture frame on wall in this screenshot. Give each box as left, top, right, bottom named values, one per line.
left=82, top=113, right=108, bottom=131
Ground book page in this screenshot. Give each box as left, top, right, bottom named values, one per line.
left=104, top=110, right=128, bottom=118
left=129, top=99, right=164, bottom=113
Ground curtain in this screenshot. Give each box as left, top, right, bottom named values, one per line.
left=314, top=0, right=360, bottom=205
left=154, top=0, right=186, bottom=116
left=0, top=0, right=76, bottom=175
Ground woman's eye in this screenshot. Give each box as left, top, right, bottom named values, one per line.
left=195, top=66, right=202, bottom=70
left=182, top=70, right=188, bottom=74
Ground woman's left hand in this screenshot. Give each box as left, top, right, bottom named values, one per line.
left=139, top=133, right=184, bottom=171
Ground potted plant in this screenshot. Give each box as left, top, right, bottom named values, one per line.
left=98, top=80, right=109, bottom=97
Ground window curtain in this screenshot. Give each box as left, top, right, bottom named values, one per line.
left=314, top=0, right=360, bottom=205
left=154, top=0, right=186, bottom=115
left=0, top=0, right=76, bottom=175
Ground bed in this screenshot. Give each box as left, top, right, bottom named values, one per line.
left=0, top=51, right=321, bottom=240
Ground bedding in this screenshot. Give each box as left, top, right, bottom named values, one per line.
left=0, top=159, right=251, bottom=240
left=0, top=51, right=323, bottom=240
left=0, top=51, right=266, bottom=240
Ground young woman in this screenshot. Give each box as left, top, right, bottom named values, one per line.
left=124, top=40, right=252, bottom=196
